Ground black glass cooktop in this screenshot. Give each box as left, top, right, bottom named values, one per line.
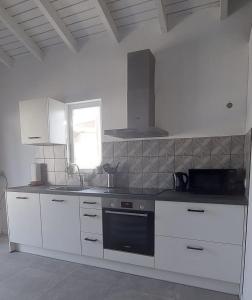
left=88, top=187, right=168, bottom=196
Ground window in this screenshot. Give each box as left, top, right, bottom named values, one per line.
left=68, top=100, right=101, bottom=170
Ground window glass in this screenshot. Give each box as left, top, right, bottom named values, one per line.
left=69, top=101, right=101, bottom=170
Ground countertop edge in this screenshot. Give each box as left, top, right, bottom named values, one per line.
left=7, top=186, right=248, bottom=206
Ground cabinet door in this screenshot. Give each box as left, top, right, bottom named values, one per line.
left=19, top=98, right=49, bottom=144
left=48, top=99, right=66, bottom=144
left=40, top=194, right=81, bottom=255
left=7, top=192, right=42, bottom=247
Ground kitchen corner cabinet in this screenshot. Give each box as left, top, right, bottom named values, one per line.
left=19, top=98, right=66, bottom=145
left=7, top=192, right=42, bottom=247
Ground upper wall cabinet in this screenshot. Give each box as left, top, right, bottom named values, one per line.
left=19, top=98, right=67, bottom=145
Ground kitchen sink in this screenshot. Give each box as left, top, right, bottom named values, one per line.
left=48, top=186, right=87, bottom=192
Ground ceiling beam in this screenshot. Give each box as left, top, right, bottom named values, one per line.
left=0, top=4, right=43, bottom=61
left=155, top=0, right=168, bottom=33
left=34, top=0, right=78, bottom=53
left=92, top=0, right=119, bottom=42
left=0, top=48, right=13, bottom=68
left=220, top=0, right=228, bottom=19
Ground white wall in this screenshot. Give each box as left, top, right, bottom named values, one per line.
left=243, top=27, right=252, bottom=300
left=0, top=3, right=252, bottom=189
left=246, top=29, right=252, bottom=131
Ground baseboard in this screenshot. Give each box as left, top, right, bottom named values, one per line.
left=13, top=243, right=240, bottom=295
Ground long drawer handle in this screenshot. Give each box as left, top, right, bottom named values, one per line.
left=83, top=214, right=97, bottom=217
left=84, top=238, right=98, bottom=242
left=187, top=246, right=204, bottom=251
left=52, top=199, right=65, bottom=203
left=187, top=209, right=205, bottom=213
left=28, top=137, right=41, bottom=139
left=83, top=201, right=97, bottom=205
left=105, top=210, right=148, bottom=217
left=16, top=197, right=28, bottom=199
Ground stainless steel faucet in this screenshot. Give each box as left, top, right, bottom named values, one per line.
left=66, top=163, right=84, bottom=187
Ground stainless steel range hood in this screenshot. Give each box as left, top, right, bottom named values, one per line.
left=104, top=49, right=168, bottom=139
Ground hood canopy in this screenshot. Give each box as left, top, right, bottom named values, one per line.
left=104, top=49, right=168, bottom=139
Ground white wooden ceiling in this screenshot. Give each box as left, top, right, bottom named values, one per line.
left=0, top=0, right=228, bottom=67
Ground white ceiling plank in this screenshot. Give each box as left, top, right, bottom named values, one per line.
left=92, top=0, right=119, bottom=42
left=220, top=0, right=228, bottom=19
left=0, top=47, right=13, bottom=67
left=34, top=0, right=78, bottom=53
left=0, top=4, right=43, bottom=61
left=155, top=0, right=168, bottom=33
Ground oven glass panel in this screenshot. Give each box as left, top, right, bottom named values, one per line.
left=103, top=209, right=154, bottom=256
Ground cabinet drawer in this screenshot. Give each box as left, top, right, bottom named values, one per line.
left=81, top=232, right=103, bottom=258
left=155, top=236, right=242, bottom=283
left=80, top=208, right=102, bottom=234
left=80, top=196, right=101, bottom=209
left=155, top=201, right=244, bottom=245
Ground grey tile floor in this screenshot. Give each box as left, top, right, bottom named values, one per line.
left=0, top=236, right=239, bottom=300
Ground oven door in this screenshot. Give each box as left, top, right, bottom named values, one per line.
left=102, top=208, right=154, bottom=256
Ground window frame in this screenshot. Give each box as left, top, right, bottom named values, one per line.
left=67, top=99, right=102, bottom=173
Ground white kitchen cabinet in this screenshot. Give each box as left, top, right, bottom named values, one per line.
left=155, top=201, right=245, bottom=284
left=155, top=201, right=245, bottom=245
left=155, top=236, right=242, bottom=283
left=40, top=194, right=81, bottom=255
left=7, top=192, right=42, bottom=247
left=80, top=198, right=103, bottom=258
left=19, top=98, right=66, bottom=145
left=81, top=232, right=103, bottom=258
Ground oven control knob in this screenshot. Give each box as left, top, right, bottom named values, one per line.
left=139, top=204, right=145, bottom=210
left=110, top=203, right=115, bottom=208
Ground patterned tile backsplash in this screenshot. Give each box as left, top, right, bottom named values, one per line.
left=34, top=145, right=68, bottom=186
left=34, top=135, right=245, bottom=189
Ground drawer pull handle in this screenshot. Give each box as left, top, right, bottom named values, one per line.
left=83, top=201, right=97, bottom=205
left=187, top=209, right=205, bottom=213
left=52, top=199, right=65, bottom=203
left=28, top=137, right=41, bottom=139
left=83, top=214, right=97, bottom=217
left=16, top=197, right=28, bottom=199
left=187, top=246, right=204, bottom=251
left=105, top=211, right=148, bottom=217
left=84, top=238, right=98, bottom=242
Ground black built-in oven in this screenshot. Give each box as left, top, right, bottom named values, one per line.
left=102, top=198, right=154, bottom=256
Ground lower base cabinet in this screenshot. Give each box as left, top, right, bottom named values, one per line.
left=155, top=236, right=242, bottom=283
left=7, top=192, right=42, bottom=247
left=7, top=191, right=245, bottom=292
left=40, top=194, right=81, bottom=255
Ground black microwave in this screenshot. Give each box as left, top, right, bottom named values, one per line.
left=188, top=169, right=245, bottom=195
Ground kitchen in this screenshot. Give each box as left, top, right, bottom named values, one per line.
left=0, top=0, right=252, bottom=300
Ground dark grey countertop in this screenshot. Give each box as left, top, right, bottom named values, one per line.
left=7, top=185, right=248, bottom=206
